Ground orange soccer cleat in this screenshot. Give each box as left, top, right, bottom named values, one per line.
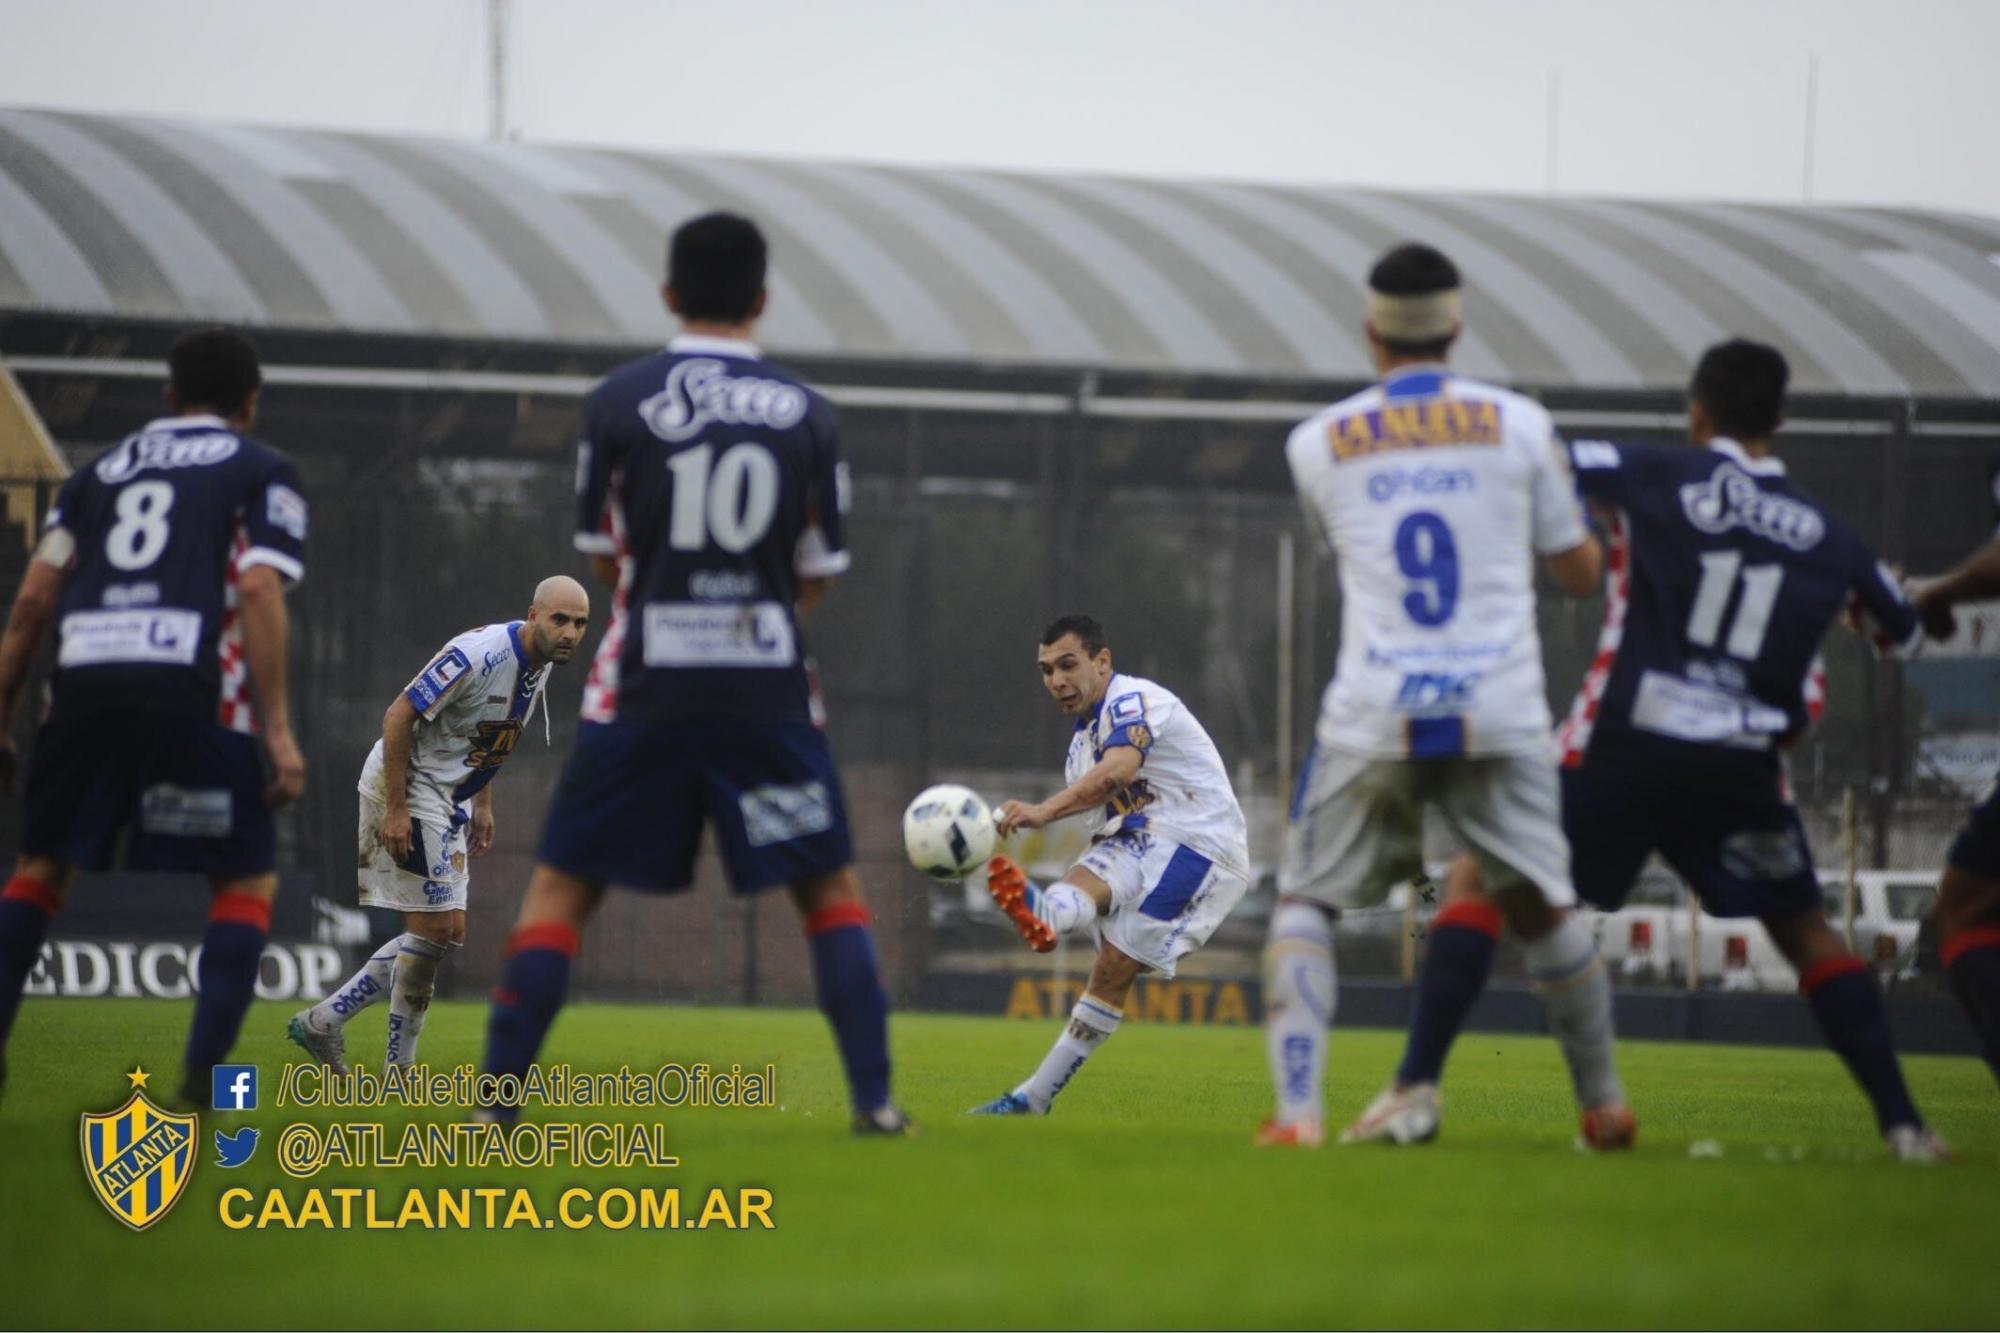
left=1253, top=1117, right=1326, bottom=1148
left=1577, top=1101, right=1638, bottom=1152
left=985, top=856, right=1057, bottom=953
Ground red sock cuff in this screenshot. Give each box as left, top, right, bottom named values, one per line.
left=209, top=891, right=273, bottom=932
left=1798, top=954, right=1868, bottom=995
left=507, top=922, right=580, bottom=957
left=1, top=874, right=60, bottom=918
left=1942, top=924, right=2000, bottom=970
left=1433, top=900, right=1504, bottom=940
left=805, top=901, right=872, bottom=937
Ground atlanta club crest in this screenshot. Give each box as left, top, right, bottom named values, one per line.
left=79, top=1068, right=197, bottom=1231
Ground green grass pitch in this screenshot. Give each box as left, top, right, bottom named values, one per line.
left=2, top=997, right=1994, bottom=1329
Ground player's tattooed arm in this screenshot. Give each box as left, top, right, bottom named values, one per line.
left=238, top=564, right=305, bottom=807
left=469, top=786, right=496, bottom=857
left=995, top=747, right=1145, bottom=834
left=0, top=559, right=63, bottom=789
left=378, top=695, right=419, bottom=859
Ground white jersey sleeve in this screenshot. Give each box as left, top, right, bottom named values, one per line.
left=1523, top=404, right=1589, bottom=556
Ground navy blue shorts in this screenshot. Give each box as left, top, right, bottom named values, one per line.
left=20, top=709, right=276, bottom=877
left=1562, top=755, right=1821, bottom=920
left=537, top=719, right=853, bottom=894
left=1947, top=776, right=2000, bottom=878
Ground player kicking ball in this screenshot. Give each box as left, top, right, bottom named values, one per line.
left=971, top=615, right=1250, bottom=1115
left=289, top=577, right=589, bottom=1072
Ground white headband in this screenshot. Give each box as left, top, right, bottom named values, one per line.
left=1367, top=288, right=1462, bottom=342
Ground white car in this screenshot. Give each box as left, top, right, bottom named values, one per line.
left=1818, top=871, right=1938, bottom=983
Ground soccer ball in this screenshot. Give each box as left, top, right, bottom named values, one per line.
left=902, top=784, right=997, bottom=881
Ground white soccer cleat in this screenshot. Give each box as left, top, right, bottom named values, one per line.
left=285, top=1010, right=349, bottom=1076
left=1339, top=1082, right=1442, bottom=1145
left=1885, top=1124, right=1952, bottom=1163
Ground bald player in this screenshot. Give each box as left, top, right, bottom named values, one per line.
left=290, top=577, right=591, bottom=1071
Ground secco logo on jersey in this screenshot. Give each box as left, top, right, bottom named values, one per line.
left=1393, top=671, right=1482, bottom=710
left=1680, top=463, right=1825, bottom=551
left=639, top=358, right=809, bottom=443
left=95, top=431, right=239, bottom=482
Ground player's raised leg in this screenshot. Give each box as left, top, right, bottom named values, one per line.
left=480, top=865, right=600, bottom=1121
left=789, top=866, right=907, bottom=1133
left=184, top=872, right=279, bottom=1103
left=1762, top=908, right=1946, bottom=1159
left=0, top=856, right=72, bottom=1095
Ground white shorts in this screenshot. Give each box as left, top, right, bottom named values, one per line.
left=1070, top=829, right=1248, bottom=978
left=1281, top=746, right=1575, bottom=910
left=356, top=793, right=468, bottom=913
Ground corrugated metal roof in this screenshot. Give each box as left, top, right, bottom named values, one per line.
left=4, top=108, right=1999, bottom=396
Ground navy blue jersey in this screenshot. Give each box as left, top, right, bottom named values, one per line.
left=574, top=336, right=848, bottom=724
left=1556, top=438, right=1915, bottom=766
left=42, top=414, right=307, bottom=730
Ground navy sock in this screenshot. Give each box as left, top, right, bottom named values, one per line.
left=1942, top=926, right=2000, bottom=1086
left=483, top=923, right=578, bottom=1102
left=185, top=892, right=271, bottom=1086
left=806, top=902, right=891, bottom=1114
left=1396, top=900, right=1501, bottom=1087
left=0, top=877, right=61, bottom=1057
left=1801, top=957, right=1921, bottom=1133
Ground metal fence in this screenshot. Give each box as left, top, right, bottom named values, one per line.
left=7, top=321, right=2000, bottom=1011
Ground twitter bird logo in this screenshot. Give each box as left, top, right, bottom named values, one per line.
left=214, top=1127, right=259, bottom=1169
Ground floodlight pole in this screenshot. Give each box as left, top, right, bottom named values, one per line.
left=487, top=0, right=511, bottom=142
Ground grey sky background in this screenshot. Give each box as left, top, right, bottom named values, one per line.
left=3, top=0, right=1998, bottom=217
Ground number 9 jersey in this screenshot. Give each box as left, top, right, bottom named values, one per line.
left=1285, top=366, right=1587, bottom=760
left=40, top=413, right=307, bottom=730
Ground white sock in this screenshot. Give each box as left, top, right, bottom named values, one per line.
left=307, top=943, right=396, bottom=1030
left=385, top=933, right=451, bottom=1067
left=1032, top=881, right=1097, bottom=936
left=1014, top=994, right=1123, bottom=1111
left=1520, top=913, right=1623, bottom=1109
left=1264, top=900, right=1336, bottom=1128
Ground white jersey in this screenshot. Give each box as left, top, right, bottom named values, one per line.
left=358, top=621, right=551, bottom=827
left=1287, top=365, right=1588, bottom=760
left=1064, top=672, right=1249, bottom=876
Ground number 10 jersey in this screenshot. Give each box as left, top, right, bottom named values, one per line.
left=573, top=335, right=847, bottom=726
left=1285, top=366, right=1586, bottom=761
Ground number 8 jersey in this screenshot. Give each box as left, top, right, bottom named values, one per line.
left=40, top=413, right=307, bottom=729
left=1286, top=366, right=1586, bottom=760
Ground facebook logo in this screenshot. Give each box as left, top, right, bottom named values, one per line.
left=211, top=1064, right=258, bottom=1111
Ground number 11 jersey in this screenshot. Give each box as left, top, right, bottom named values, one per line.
left=1286, top=366, right=1587, bottom=761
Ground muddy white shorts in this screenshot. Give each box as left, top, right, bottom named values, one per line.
left=357, top=793, right=469, bottom=913
left=1072, top=828, right=1249, bottom=978
left=1280, top=744, right=1575, bottom=910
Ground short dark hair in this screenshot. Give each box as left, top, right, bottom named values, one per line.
left=668, top=212, right=767, bottom=323
left=168, top=327, right=261, bottom=416
left=1691, top=339, right=1789, bottom=441
left=1040, top=614, right=1108, bottom=659
left=1368, top=243, right=1461, bottom=358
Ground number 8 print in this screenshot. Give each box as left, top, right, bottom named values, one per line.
left=105, top=480, right=175, bottom=571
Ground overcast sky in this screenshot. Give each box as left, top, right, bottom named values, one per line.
left=4, top=0, right=1999, bottom=217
